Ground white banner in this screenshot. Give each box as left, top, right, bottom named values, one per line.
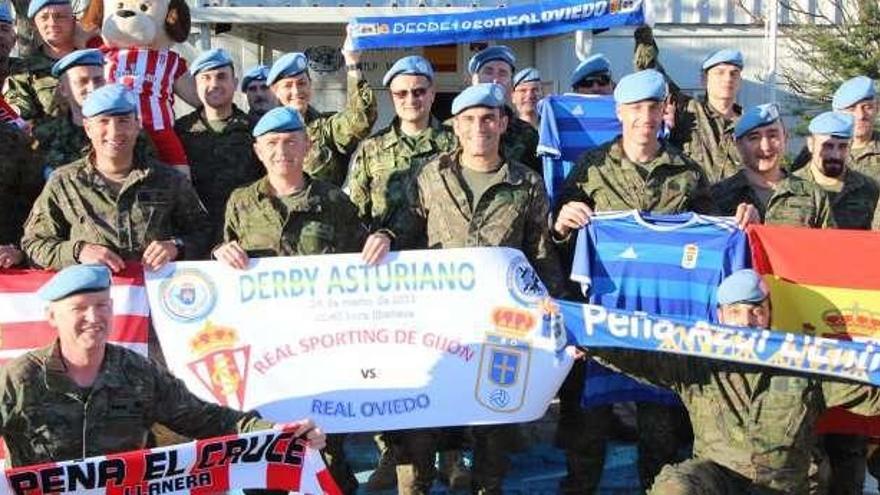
left=145, top=248, right=573, bottom=433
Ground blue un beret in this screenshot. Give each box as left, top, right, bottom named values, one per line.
left=28, top=0, right=69, bottom=18
left=734, top=103, right=780, bottom=139
left=717, top=269, right=768, bottom=306
left=252, top=106, right=305, bottom=137
left=832, top=76, right=876, bottom=111
left=513, top=67, right=541, bottom=88
left=38, top=264, right=112, bottom=302
left=808, top=111, right=854, bottom=139
left=383, top=56, right=434, bottom=87
left=240, top=65, right=269, bottom=92
left=701, top=49, right=744, bottom=71
left=51, top=49, right=104, bottom=77
left=82, top=84, right=137, bottom=118
left=570, top=53, right=612, bottom=87
left=0, top=3, right=13, bottom=24
left=451, top=83, right=506, bottom=116
left=613, top=69, right=667, bottom=104
left=467, top=46, right=515, bottom=75
left=267, top=53, right=308, bottom=86
left=190, top=48, right=234, bottom=77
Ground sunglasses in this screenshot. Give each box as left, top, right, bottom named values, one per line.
left=391, top=87, right=430, bottom=99
left=579, top=75, right=611, bottom=88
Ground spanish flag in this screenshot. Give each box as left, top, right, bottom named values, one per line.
left=749, top=225, right=880, bottom=435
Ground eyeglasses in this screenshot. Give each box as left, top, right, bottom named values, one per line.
left=578, top=75, right=611, bottom=89
left=391, top=87, right=430, bottom=100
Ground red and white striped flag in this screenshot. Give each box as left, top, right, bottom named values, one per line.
left=0, top=264, right=150, bottom=365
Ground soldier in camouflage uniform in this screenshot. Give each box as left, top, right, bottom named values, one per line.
left=0, top=121, right=43, bottom=268
left=634, top=26, right=742, bottom=184
left=391, top=84, right=564, bottom=495
left=712, top=104, right=835, bottom=228
left=0, top=263, right=326, bottom=469
left=175, top=49, right=264, bottom=245
left=459, top=45, right=542, bottom=174
left=510, top=67, right=542, bottom=128
left=266, top=38, right=377, bottom=187
left=791, top=76, right=880, bottom=183
left=240, top=65, right=277, bottom=124
left=347, top=55, right=459, bottom=494
left=588, top=268, right=880, bottom=495
left=21, top=84, right=212, bottom=272
left=553, top=70, right=751, bottom=493
left=214, top=106, right=391, bottom=495
left=4, top=0, right=77, bottom=128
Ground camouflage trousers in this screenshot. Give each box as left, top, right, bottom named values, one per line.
left=650, top=459, right=786, bottom=495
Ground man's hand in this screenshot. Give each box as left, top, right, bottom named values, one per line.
left=282, top=419, right=326, bottom=451
left=341, top=33, right=360, bottom=66
left=734, top=202, right=761, bottom=229
left=213, top=241, right=250, bottom=270
left=553, top=201, right=594, bottom=238
left=78, top=243, right=126, bottom=272
left=142, top=240, right=179, bottom=271
left=0, top=245, right=23, bottom=268
left=361, top=232, right=391, bottom=266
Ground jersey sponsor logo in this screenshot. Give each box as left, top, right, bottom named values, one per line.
left=158, top=267, right=217, bottom=322
left=187, top=321, right=251, bottom=409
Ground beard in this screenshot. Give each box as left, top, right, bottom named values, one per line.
left=819, top=159, right=845, bottom=178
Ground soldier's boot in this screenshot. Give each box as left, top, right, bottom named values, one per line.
left=365, top=434, right=397, bottom=491
left=438, top=450, right=472, bottom=490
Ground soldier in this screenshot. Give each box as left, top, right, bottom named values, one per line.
left=240, top=64, right=277, bottom=123
left=21, top=84, right=213, bottom=271
left=465, top=45, right=542, bottom=174
left=586, top=268, right=880, bottom=494
left=266, top=39, right=377, bottom=187
left=712, top=103, right=835, bottom=228
left=634, top=26, right=743, bottom=183
left=175, top=48, right=264, bottom=244
left=213, top=106, right=390, bottom=495
left=4, top=0, right=76, bottom=127
left=0, top=121, right=43, bottom=269
left=552, top=69, right=753, bottom=493
left=792, top=76, right=880, bottom=182
left=570, top=53, right=614, bottom=95
left=346, top=55, right=459, bottom=493
left=795, top=111, right=879, bottom=231
left=0, top=263, right=326, bottom=469
left=511, top=67, right=542, bottom=128
left=392, top=83, right=565, bottom=494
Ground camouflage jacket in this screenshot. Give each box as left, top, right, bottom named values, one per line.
left=557, top=139, right=715, bottom=215
left=794, top=167, right=880, bottom=230
left=711, top=169, right=835, bottom=228
left=0, top=341, right=272, bottom=467
left=634, top=26, right=741, bottom=184
left=347, top=116, right=457, bottom=245
left=790, top=133, right=880, bottom=180
left=22, top=156, right=212, bottom=268
left=593, top=349, right=880, bottom=494
left=0, top=122, right=44, bottom=245
left=392, top=150, right=565, bottom=297
left=301, top=74, right=377, bottom=187
left=223, top=175, right=366, bottom=257
left=4, top=50, right=64, bottom=125
left=175, top=105, right=264, bottom=243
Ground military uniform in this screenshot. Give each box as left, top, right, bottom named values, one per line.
left=711, top=169, right=835, bottom=228
left=790, top=133, right=880, bottom=181
left=21, top=155, right=212, bottom=269
left=4, top=51, right=64, bottom=126
left=301, top=74, right=377, bottom=187
left=0, top=122, right=43, bottom=246
left=591, top=348, right=880, bottom=494
left=348, top=116, right=457, bottom=244
left=634, top=27, right=741, bottom=183
left=556, top=138, right=711, bottom=491
left=175, top=105, right=264, bottom=243
left=794, top=167, right=879, bottom=230
left=222, top=174, right=364, bottom=494
left=0, top=340, right=272, bottom=467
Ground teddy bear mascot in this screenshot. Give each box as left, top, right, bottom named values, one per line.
left=81, top=0, right=197, bottom=178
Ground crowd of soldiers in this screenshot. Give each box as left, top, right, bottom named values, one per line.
left=0, top=0, right=879, bottom=492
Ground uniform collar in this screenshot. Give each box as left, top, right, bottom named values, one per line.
left=701, top=97, right=742, bottom=121
left=438, top=149, right=525, bottom=187
left=255, top=174, right=323, bottom=213
left=381, top=116, right=446, bottom=151
left=608, top=138, right=690, bottom=172
left=851, top=131, right=880, bottom=160
left=41, top=340, right=125, bottom=393
left=76, top=153, right=152, bottom=189
left=197, top=104, right=250, bottom=132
